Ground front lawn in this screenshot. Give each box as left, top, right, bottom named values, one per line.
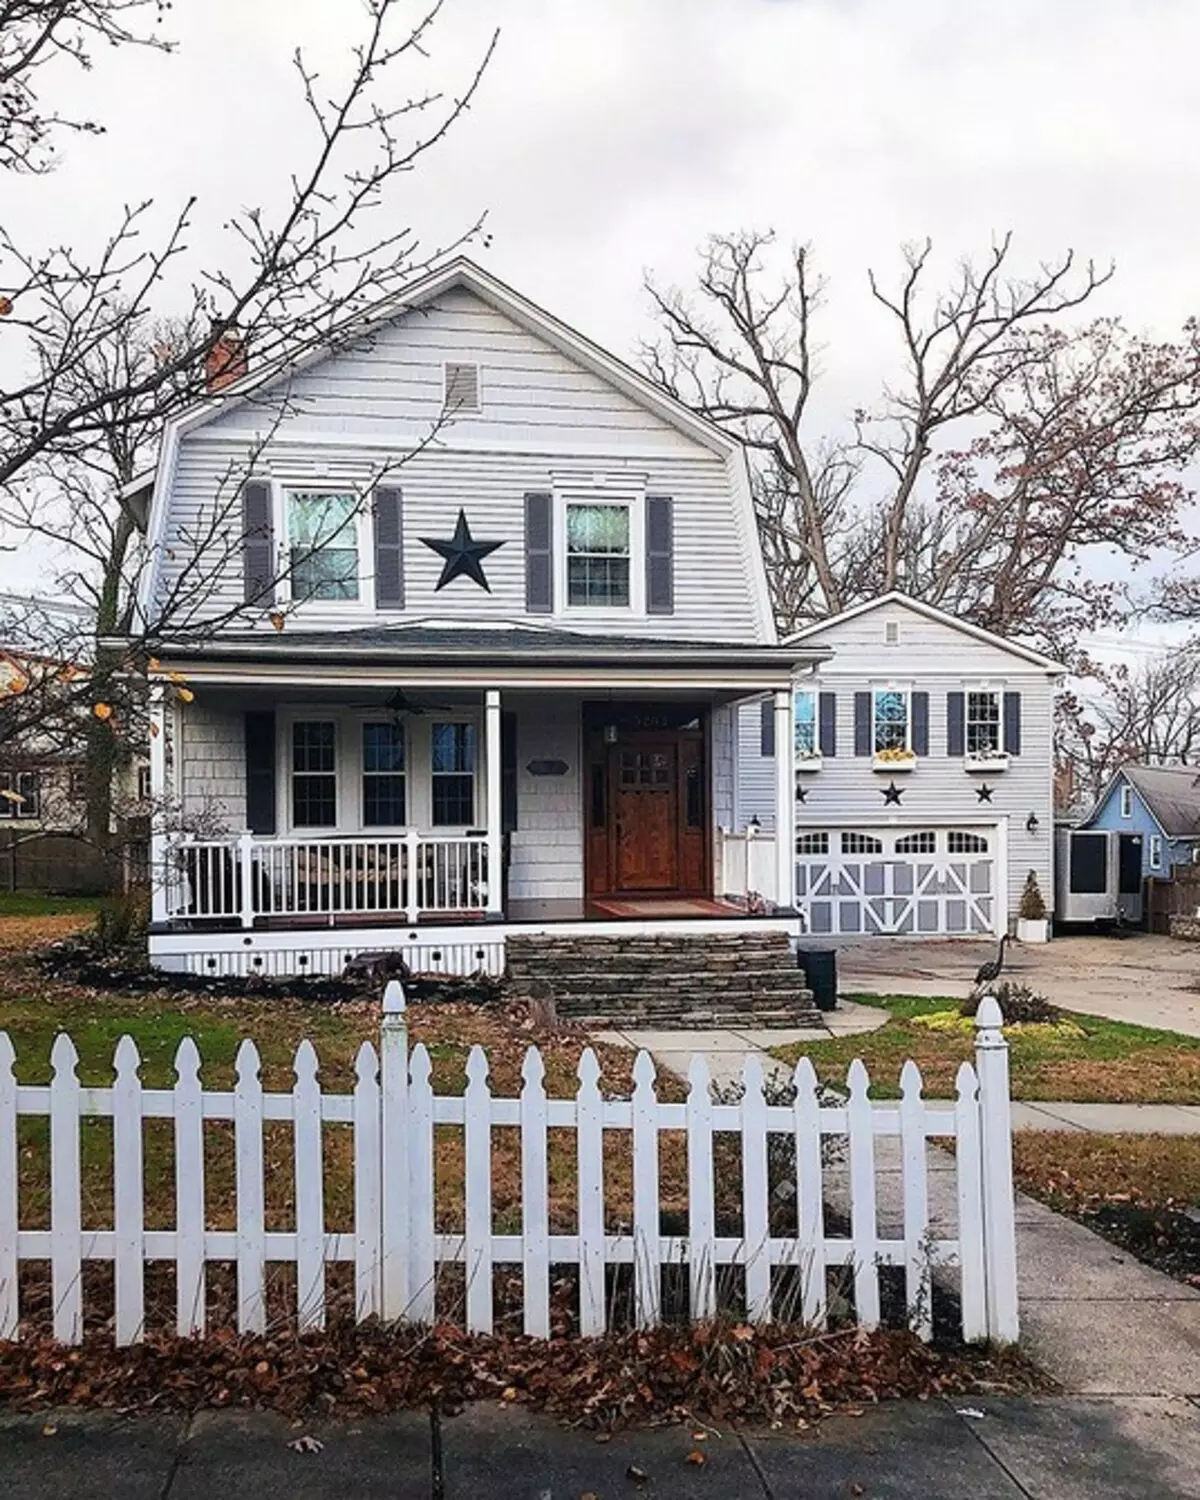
left=1013, top=1133, right=1200, bottom=1288
left=772, top=994, right=1200, bottom=1103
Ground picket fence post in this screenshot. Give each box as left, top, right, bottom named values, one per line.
left=0, top=1033, right=17, bottom=1342
left=974, top=994, right=1019, bottom=1343
left=379, top=978, right=409, bottom=1321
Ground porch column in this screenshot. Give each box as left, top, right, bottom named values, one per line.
left=484, top=688, right=503, bottom=917
left=148, top=681, right=169, bottom=925
left=773, top=686, right=795, bottom=911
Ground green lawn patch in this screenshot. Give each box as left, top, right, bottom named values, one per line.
left=772, top=994, right=1200, bottom=1103
left=0, top=892, right=102, bottom=918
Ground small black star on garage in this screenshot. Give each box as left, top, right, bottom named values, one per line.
left=881, top=780, right=904, bottom=806
left=976, top=783, right=995, bottom=803
left=419, top=509, right=505, bottom=592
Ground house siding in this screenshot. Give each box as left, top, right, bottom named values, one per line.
left=180, top=704, right=246, bottom=830
left=1085, top=780, right=1199, bottom=877
left=509, top=695, right=583, bottom=902
left=153, top=287, right=763, bottom=644
left=735, top=601, right=1057, bottom=922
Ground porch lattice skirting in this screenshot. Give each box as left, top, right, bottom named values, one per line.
left=0, top=988, right=1020, bottom=1348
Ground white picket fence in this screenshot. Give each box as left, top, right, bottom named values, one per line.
left=0, top=986, right=1019, bottom=1349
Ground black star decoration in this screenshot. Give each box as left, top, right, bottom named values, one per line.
left=795, top=782, right=809, bottom=805
left=976, top=783, right=995, bottom=803
left=881, top=780, right=904, bottom=806
left=419, top=509, right=505, bottom=592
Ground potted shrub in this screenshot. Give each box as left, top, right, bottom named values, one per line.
left=1016, top=870, right=1049, bottom=943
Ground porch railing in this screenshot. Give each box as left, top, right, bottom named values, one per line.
left=163, top=832, right=489, bottom=926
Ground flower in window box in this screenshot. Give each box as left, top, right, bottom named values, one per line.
left=874, top=747, right=916, bottom=764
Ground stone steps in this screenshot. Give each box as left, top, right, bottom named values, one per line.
left=506, top=929, right=821, bottom=1030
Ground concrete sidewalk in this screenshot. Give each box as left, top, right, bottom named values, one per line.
left=4, top=1397, right=1200, bottom=1499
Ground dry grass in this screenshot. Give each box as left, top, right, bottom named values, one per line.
left=1012, top=1132, right=1200, bottom=1215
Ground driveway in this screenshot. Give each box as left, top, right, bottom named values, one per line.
left=833, top=931, right=1200, bottom=1036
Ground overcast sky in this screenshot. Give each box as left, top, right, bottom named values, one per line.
left=9, top=0, right=1200, bottom=647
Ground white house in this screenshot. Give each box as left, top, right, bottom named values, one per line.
left=138, top=259, right=824, bottom=980
left=734, top=594, right=1063, bottom=938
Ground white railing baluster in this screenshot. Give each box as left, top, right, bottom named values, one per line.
left=49, top=1033, right=82, bottom=1345
left=0, top=1033, right=17, bottom=1341
left=686, top=1055, right=716, bottom=1322
left=631, top=1051, right=661, bottom=1329
left=793, top=1057, right=826, bottom=1329
left=112, top=1036, right=145, bottom=1346
left=520, top=1047, right=550, bottom=1338
left=464, top=1045, right=493, bottom=1334
left=293, top=1041, right=325, bottom=1331
left=353, top=1041, right=381, bottom=1321
left=234, top=1040, right=266, bottom=1335
left=899, top=1059, right=932, bottom=1342
left=846, top=1059, right=880, bottom=1330
left=576, top=1048, right=606, bottom=1336
left=408, top=1043, right=436, bottom=1324
left=174, top=1037, right=206, bottom=1336
left=740, top=1054, right=771, bottom=1324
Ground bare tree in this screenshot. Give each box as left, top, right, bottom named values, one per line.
left=643, top=231, right=1200, bottom=656
left=1056, top=649, right=1200, bottom=808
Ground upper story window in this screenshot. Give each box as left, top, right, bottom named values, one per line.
left=795, top=689, right=817, bottom=759
left=566, top=502, right=630, bottom=608
left=872, top=689, right=910, bottom=753
left=966, top=690, right=1002, bottom=755
left=362, top=722, right=406, bottom=827
left=431, top=722, right=476, bottom=826
left=292, top=720, right=337, bottom=827
left=1119, top=784, right=1133, bottom=818
left=0, top=770, right=39, bottom=819
left=288, top=490, right=360, bottom=602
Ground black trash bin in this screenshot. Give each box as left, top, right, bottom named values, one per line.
left=797, top=946, right=837, bottom=1011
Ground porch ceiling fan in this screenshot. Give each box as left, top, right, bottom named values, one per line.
left=350, top=687, right=456, bottom=721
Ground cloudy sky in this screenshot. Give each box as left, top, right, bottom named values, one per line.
left=9, top=0, right=1200, bottom=645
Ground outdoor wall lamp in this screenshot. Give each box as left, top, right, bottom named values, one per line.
left=1025, top=812, right=1040, bottom=835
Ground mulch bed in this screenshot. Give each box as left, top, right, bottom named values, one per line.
left=1078, top=1204, right=1200, bottom=1286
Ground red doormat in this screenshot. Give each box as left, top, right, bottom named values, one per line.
left=591, top=897, right=740, bottom=919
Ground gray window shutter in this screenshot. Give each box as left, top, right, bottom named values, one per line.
left=1004, top=691, right=1022, bottom=755
left=760, top=699, right=775, bottom=757
left=244, top=711, right=276, bottom=835
left=646, top=495, right=675, bottom=615
left=947, top=692, right=966, bottom=758
left=912, top=692, right=930, bottom=757
left=241, top=479, right=274, bottom=606
left=818, top=692, right=837, bottom=757
left=524, top=492, right=553, bottom=613
left=854, top=692, right=871, bottom=756
left=373, top=486, right=404, bottom=609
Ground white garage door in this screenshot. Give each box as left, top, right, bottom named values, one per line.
left=795, top=826, right=997, bottom=937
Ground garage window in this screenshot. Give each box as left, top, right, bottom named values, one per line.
left=948, top=831, right=988, bottom=854
left=896, top=831, right=936, bottom=854
left=796, top=832, right=830, bottom=855
left=873, top=689, right=910, bottom=753
left=842, top=831, right=883, bottom=854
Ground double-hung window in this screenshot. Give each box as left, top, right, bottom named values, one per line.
left=0, top=770, right=39, bottom=819
left=292, top=721, right=337, bottom=827
left=431, top=723, right=476, bottom=826
left=872, top=689, right=910, bottom=753
left=566, top=503, right=630, bottom=608
left=794, top=689, right=817, bottom=759
left=288, top=490, right=360, bottom=602
left=1149, top=834, right=1164, bottom=870
left=966, top=690, right=1002, bottom=755
left=362, top=722, right=406, bottom=827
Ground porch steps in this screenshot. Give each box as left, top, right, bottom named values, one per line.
left=505, top=931, right=821, bottom=1029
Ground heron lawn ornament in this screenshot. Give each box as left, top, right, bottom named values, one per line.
left=972, top=932, right=1011, bottom=994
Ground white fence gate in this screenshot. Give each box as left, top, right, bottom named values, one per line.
left=0, top=987, right=1019, bottom=1349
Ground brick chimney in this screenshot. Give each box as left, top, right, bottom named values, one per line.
left=204, top=324, right=248, bottom=393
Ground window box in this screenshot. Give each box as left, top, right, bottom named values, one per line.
left=872, top=750, right=917, bottom=772
left=964, top=751, right=1010, bottom=773
left=795, top=753, right=823, bottom=773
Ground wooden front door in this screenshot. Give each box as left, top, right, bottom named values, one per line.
left=584, top=710, right=709, bottom=898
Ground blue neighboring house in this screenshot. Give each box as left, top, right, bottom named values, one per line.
left=1084, top=764, right=1200, bottom=878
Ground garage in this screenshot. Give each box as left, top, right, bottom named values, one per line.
left=795, top=825, right=999, bottom=937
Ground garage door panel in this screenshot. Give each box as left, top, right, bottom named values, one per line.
left=796, top=825, right=996, bottom=937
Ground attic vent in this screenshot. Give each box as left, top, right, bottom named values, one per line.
left=885, top=620, right=900, bottom=645
left=444, top=362, right=480, bottom=413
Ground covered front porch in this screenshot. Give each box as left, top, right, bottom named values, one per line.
left=147, top=623, right=821, bottom=975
